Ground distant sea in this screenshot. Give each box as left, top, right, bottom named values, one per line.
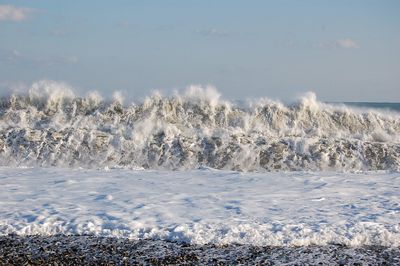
left=340, top=102, right=400, bottom=112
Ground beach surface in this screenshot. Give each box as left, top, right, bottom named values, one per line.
left=1, top=235, right=400, bottom=265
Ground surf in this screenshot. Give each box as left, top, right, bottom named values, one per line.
left=1, top=80, right=399, bottom=171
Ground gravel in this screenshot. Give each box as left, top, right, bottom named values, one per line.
left=0, top=235, right=399, bottom=265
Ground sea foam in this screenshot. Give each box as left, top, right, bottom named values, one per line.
left=0, top=80, right=399, bottom=171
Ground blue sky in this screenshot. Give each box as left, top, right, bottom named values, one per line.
left=0, top=0, right=399, bottom=101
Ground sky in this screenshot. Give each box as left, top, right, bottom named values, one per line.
left=0, top=0, right=399, bottom=102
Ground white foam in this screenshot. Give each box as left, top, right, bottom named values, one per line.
left=0, top=167, right=399, bottom=246
left=1, top=80, right=399, bottom=171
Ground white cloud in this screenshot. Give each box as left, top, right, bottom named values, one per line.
left=0, top=49, right=78, bottom=66
left=0, top=49, right=21, bottom=62
left=315, top=38, right=360, bottom=50
left=195, top=28, right=229, bottom=38
left=117, top=21, right=133, bottom=28
left=50, top=29, right=67, bottom=37
left=61, top=55, right=79, bottom=64
left=335, top=39, right=359, bottom=49
left=0, top=5, right=33, bottom=22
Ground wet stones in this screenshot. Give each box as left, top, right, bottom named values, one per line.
left=1, top=236, right=399, bottom=265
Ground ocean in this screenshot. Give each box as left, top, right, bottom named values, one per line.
left=0, top=81, right=399, bottom=263
left=341, top=102, right=400, bottom=112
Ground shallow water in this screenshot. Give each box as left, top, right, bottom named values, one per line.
left=1, top=167, right=399, bottom=246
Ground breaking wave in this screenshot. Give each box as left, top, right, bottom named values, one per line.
left=1, top=80, right=399, bottom=171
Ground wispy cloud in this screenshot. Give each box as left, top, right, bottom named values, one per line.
left=116, top=21, right=134, bottom=28
left=59, top=55, right=78, bottom=64
left=50, top=29, right=67, bottom=37
left=34, top=55, right=79, bottom=66
left=0, top=5, right=34, bottom=22
left=335, top=39, right=359, bottom=49
left=0, top=49, right=78, bottom=66
left=195, top=28, right=229, bottom=38
left=315, top=38, right=360, bottom=50
left=0, top=49, right=21, bottom=62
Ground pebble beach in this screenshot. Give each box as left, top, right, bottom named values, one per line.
left=1, top=235, right=399, bottom=265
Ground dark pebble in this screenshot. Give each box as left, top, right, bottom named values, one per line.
left=0, top=235, right=399, bottom=265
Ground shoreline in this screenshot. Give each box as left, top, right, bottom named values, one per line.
left=1, top=235, right=399, bottom=265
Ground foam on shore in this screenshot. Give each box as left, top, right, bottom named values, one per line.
left=1, top=167, right=399, bottom=247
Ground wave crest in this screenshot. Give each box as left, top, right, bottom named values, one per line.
left=0, top=81, right=399, bottom=171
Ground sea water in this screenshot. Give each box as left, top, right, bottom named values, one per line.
left=0, top=80, right=399, bottom=246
